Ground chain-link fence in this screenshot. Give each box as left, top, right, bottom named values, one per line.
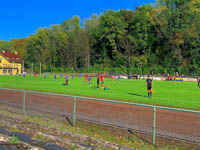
left=0, top=87, right=199, bottom=145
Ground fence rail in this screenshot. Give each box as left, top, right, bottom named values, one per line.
left=0, top=87, right=199, bottom=145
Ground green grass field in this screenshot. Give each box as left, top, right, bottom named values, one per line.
left=0, top=75, right=199, bottom=110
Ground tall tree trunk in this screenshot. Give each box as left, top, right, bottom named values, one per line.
left=53, top=52, right=56, bottom=67
left=74, top=48, right=77, bottom=70
left=85, top=47, right=90, bottom=69
left=67, top=46, right=70, bottom=68
left=87, top=47, right=90, bottom=69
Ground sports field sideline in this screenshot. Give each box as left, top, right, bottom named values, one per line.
left=0, top=75, right=199, bottom=110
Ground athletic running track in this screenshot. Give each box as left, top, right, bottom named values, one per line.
left=0, top=89, right=199, bottom=144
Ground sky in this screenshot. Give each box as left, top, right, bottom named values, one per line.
left=0, top=0, right=155, bottom=41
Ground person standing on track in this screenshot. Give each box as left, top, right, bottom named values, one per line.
left=146, top=75, right=153, bottom=98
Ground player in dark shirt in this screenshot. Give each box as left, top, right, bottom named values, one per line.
left=65, top=74, right=69, bottom=85
left=146, top=75, right=153, bottom=98
left=97, top=74, right=100, bottom=88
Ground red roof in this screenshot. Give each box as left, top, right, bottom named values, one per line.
left=0, top=51, right=23, bottom=63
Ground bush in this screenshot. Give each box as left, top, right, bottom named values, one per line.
left=9, top=136, right=19, bottom=144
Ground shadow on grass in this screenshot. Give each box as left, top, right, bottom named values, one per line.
left=90, top=86, right=97, bottom=89
left=62, top=83, right=69, bottom=86
left=64, top=116, right=73, bottom=126
left=128, top=129, right=153, bottom=145
left=128, top=93, right=148, bottom=98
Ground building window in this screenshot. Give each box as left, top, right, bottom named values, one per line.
left=8, top=69, right=12, bottom=74
left=3, top=69, right=7, bottom=74
left=3, top=64, right=7, bottom=67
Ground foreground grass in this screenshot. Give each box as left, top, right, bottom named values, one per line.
left=0, top=108, right=199, bottom=150
left=0, top=75, right=199, bottom=109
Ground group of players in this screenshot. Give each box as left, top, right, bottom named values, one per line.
left=24, top=72, right=200, bottom=99
left=72, top=73, right=152, bottom=97
left=84, top=73, right=105, bottom=88
left=82, top=73, right=153, bottom=98
left=23, top=71, right=153, bottom=98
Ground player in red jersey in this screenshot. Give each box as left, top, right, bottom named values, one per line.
left=100, top=73, right=105, bottom=88
left=34, top=72, right=37, bottom=79
left=84, top=74, right=88, bottom=82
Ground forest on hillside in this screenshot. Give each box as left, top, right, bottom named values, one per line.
left=0, top=0, right=200, bottom=75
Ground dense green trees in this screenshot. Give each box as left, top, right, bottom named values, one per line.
left=1, top=0, right=200, bottom=75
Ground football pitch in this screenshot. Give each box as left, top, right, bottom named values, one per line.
left=0, top=75, right=199, bottom=110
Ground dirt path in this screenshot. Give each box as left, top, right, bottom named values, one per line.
left=0, top=90, right=200, bottom=144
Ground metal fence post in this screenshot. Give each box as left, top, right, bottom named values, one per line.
left=73, top=97, right=77, bottom=126
left=23, top=91, right=26, bottom=114
left=153, top=106, right=156, bottom=145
